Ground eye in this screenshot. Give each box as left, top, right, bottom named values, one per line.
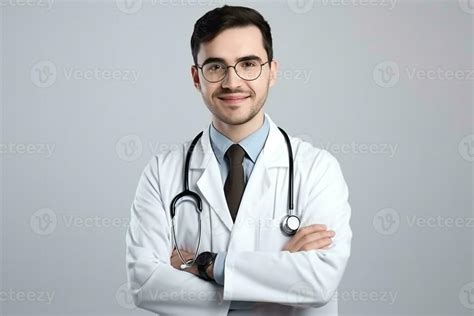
left=241, top=60, right=258, bottom=68
left=207, top=63, right=225, bottom=72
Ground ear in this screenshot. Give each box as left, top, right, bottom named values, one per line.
left=191, top=65, right=201, bottom=91
left=269, top=59, right=279, bottom=88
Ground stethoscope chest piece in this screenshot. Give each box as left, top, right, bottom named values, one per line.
left=280, top=214, right=301, bottom=236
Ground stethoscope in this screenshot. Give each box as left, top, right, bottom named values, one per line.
left=170, top=127, right=301, bottom=270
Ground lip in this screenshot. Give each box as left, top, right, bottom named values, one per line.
left=218, top=95, right=250, bottom=104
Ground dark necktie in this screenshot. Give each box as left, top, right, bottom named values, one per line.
left=224, top=144, right=246, bottom=222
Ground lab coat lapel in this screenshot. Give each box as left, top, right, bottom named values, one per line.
left=191, top=126, right=234, bottom=233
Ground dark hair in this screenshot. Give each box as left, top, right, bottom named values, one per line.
left=190, top=5, right=273, bottom=67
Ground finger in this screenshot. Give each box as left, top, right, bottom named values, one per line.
left=292, top=230, right=335, bottom=252
left=300, top=237, right=333, bottom=252
left=291, top=224, right=329, bottom=244
left=300, top=224, right=328, bottom=233
left=284, top=225, right=326, bottom=250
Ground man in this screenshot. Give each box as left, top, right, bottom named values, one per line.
left=126, top=5, right=352, bottom=315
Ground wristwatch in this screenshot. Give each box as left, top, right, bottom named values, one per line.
left=195, top=251, right=217, bottom=281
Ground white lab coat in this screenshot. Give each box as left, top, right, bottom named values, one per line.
left=126, top=113, right=352, bottom=316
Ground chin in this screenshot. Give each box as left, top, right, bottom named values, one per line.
left=220, top=110, right=260, bottom=126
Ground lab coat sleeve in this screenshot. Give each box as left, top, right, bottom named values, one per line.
left=223, top=150, right=352, bottom=308
left=125, top=156, right=229, bottom=316
left=213, top=252, right=227, bottom=286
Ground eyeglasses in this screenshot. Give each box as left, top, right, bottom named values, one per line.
left=196, top=58, right=271, bottom=83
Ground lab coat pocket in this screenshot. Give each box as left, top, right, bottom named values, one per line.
left=257, top=218, right=292, bottom=252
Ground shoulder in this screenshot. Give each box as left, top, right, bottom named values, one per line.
left=289, top=135, right=346, bottom=186
left=290, top=135, right=339, bottom=169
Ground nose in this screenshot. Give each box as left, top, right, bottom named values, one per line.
left=221, top=66, right=243, bottom=89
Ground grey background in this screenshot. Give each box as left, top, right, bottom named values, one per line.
left=1, top=0, right=473, bottom=315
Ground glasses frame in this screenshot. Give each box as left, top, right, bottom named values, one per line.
left=195, top=59, right=271, bottom=83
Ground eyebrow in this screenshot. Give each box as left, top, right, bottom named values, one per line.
left=200, top=55, right=263, bottom=66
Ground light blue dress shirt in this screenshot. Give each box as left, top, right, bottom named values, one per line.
left=208, top=115, right=270, bottom=310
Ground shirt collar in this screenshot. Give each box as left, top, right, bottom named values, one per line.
left=209, top=115, right=270, bottom=165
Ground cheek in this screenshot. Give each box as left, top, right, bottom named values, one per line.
left=199, top=85, right=212, bottom=99
left=249, top=81, right=268, bottom=95
left=201, top=83, right=218, bottom=97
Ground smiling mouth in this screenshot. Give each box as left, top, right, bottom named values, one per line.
left=218, top=95, right=250, bottom=104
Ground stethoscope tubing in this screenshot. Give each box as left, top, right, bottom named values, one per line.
left=170, top=126, right=298, bottom=269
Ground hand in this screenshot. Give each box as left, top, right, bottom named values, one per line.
left=282, top=224, right=335, bottom=253
left=170, top=248, right=199, bottom=276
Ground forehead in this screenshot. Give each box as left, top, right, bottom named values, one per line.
left=197, top=25, right=267, bottom=64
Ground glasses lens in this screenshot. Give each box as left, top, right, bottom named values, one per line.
left=236, top=59, right=262, bottom=80
left=202, top=62, right=226, bottom=82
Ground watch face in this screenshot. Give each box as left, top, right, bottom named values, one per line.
left=196, top=252, right=213, bottom=266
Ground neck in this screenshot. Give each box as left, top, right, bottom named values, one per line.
left=212, top=113, right=265, bottom=143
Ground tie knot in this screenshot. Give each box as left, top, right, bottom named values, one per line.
left=225, top=144, right=246, bottom=166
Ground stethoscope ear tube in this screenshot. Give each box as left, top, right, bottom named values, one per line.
left=169, top=131, right=205, bottom=270
left=170, top=190, right=203, bottom=219
left=170, top=192, right=202, bottom=270
left=171, top=211, right=202, bottom=270
left=277, top=127, right=294, bottom=211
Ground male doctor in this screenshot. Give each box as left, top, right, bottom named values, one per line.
left=126, top=5, right=352, bottom=316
